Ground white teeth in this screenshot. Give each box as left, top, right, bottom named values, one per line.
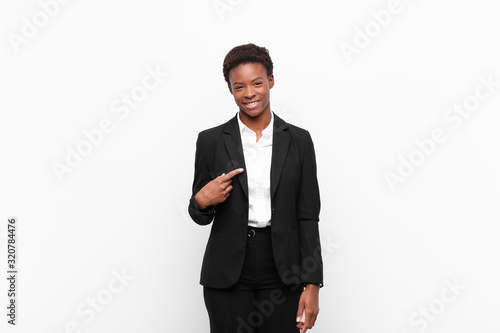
left=246, top=100, right=259, bottom=105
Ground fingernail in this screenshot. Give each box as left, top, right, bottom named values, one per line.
left=296, top=317, right=300, bottom=322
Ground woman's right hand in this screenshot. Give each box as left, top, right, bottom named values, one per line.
left=195, top=168, right=244, bottom=210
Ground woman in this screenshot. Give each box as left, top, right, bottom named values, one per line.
left=188, top=43, right=323, bottom=333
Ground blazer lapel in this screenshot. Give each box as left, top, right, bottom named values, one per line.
left=223, top=115, right=248, bottom=198
left=271, top=112, right=290, bottom=199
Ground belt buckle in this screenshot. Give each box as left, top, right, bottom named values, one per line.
left=247, top=228, right=256, bottom=238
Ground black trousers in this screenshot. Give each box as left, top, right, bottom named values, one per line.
left=203, top=226, right=303, bottom=333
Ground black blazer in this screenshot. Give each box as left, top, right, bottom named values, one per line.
left=188, top=111, right=323, bottom=289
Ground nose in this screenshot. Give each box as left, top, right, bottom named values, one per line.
left=245, top=87, right=255, bottom=98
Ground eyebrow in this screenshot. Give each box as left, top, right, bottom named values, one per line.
left=232, top=77, right=264, bottom=85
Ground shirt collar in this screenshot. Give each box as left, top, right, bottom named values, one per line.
left=237, top=111, right=274, bottom=140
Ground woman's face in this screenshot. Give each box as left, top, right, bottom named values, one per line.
left=228, top=62, right=274, bottom=119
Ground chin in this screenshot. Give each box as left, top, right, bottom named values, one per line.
left=240, top=105, right=268, bottom=117
left=243, top=109, right=264, bottom=118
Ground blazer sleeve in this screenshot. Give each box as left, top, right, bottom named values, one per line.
left=188, top=132, right=216, bottom=225
left=297, top=130, right=324, bottom=287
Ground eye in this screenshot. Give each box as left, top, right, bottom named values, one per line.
left=235, top=86, right=243, bottom=90
left=255, top=82, right=263, bottom=86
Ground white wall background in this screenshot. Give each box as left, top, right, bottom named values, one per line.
left=1, top=0, right=499, bottom=332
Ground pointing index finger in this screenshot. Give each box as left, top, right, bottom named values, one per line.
left=222, top=168, right=244, bottom=181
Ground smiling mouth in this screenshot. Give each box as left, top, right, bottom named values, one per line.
left=243, top=100, right=261, bottom=108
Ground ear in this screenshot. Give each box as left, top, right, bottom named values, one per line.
left=268, top=74, right=275, bottom=89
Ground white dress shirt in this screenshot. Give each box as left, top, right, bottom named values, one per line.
left=237, top=111, right=274, bottom=228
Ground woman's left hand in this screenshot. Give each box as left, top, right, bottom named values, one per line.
left=296, top=284, right=320, bottom=332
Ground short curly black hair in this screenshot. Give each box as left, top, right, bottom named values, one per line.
left=223, top=43, right=274, bottom=84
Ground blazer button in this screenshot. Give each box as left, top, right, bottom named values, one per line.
left=272, top=208, right=275, bottom=214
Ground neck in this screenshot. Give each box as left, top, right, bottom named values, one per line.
left=239, top=108, right=272, bottom=133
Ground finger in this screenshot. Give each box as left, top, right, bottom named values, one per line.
left=307, top=309, right=317, bottom=328
left=305, top=311, right=311, bottom=326
left=221, top=168, right=244, bottom=182
left=311, top=311, right=319, bottom=326
left=296, top=301, right=304, bottom=323
left=304, top=314, right=314, bottom=331
left=221, top=168, right=243, bottom=182
left=224, top=185, right=233, bottom=195
left=301, top=317, right=308, bottom=333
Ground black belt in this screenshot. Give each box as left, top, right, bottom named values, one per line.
left=247, top=226, right=272, bottom=239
